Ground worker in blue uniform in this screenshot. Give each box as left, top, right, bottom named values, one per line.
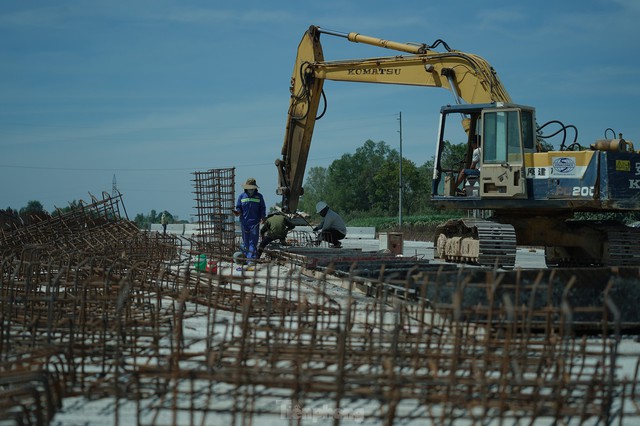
left=233, top=177, right=267, bottom=263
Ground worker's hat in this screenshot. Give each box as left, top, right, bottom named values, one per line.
left=316, top=201, right=328, bottom=213
left=242, top=178, right=259, bottom=189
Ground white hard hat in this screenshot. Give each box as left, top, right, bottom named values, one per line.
left=315, top=201, right=328, bottom=213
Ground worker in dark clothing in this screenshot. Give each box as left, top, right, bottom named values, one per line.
left=233, top=177, right=267, bottom=263
left=257, top=211, right=295, bottom=258
left=313, top=201, right=347, bottom=248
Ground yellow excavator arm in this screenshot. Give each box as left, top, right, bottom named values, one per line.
left=277, top=25, right=511, bottom=212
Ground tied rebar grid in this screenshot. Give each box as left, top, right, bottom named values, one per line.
left=0, top=192, right=187, bottom=423
left=0, top=191, right=172, bottom=266
left=192, top=168, right=236, bottom=257
left=0, top=253, right=335, bottom=424
left=1, top=198, right=640, bottom=426
left=131, top=266, right=640, bottom=426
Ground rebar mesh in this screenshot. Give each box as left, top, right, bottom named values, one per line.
left=0, top=193, right=639, bottom=425
left=191, top=168, right=236, bottom=256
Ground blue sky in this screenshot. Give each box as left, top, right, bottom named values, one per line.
left=1, top=1, right=639, bottom=221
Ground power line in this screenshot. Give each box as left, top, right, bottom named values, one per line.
left=0, top=164, right=197, bottom=171
left=0, top=156, right=343, bottom=172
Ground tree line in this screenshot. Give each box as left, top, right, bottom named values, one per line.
left=1, top=139, right=462, bottom=230
left=6, top=136, right=637, bottom=233
left=295, top=139, right=466, bottom=220
left=5, top=137, right=637, bottom=231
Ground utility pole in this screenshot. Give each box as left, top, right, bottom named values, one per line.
left=398, top=112, right=403, bottom=226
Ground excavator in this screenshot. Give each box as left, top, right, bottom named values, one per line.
left=276, top=25, right=640, bottom=268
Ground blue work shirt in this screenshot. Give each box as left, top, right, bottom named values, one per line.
left=235, top=191, right=266, bottom=228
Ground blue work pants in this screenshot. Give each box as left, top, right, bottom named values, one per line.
left=241, top=222, right=260, bottom=261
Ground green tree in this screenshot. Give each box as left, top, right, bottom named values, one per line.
left=0, top=207, right=20, bottom=228
left=439, top=140, right=468, bottom=171
left=372, top=153, right=429, bottom=216
left=371, top=153, right=400, bottom=215
left=297, top=139, right=469, bottom=219
left=133, top=209, right=177, bottom=230
left=134, top=213, right=148, bottom=229
left=19, top=200, right=46, bottom=215
left=399, top=158, right=427, bottom=215
left=3, top=206, right=18, bottom=217
left=298, top=166, right=329, bottom=215
left=414, top=162, right=435, bottom=211
left=16, top=200, right=49, bottom=225
left=326, top=140, right=393, bottom=214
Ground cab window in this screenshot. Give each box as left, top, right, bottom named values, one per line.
left=483, top=110, right=523, bottom=164
left=521, top=110, right=534, bottom=151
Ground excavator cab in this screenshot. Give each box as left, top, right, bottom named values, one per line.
left=479, top=104, right=535, bottom=198
left=433, top=102, right=534, bottom=200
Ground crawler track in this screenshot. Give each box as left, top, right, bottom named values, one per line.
left=435, top=218, right=516, bottom=268
left=475, top=219, right=517, bottom=267
left=546, top=221, right=640, bottom=267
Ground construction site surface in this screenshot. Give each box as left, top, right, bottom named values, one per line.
left=1, top=169, right=640, bottom=425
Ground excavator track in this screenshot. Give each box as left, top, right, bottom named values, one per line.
left=435, top=218, right=516, bottom=268
left=545, top=222, right=640, bottom=267
left=475, top=220, right=517, bottom=268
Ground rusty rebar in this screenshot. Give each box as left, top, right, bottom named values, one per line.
left=1, top=192, right=639, bottom=425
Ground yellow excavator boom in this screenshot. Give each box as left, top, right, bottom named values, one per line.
left=277, top=25, right=511, bottom=212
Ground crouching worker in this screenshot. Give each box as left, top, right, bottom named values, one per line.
left=313, top=201, right=347, bottom=248
left=257, top=211, right=295, bottom=258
